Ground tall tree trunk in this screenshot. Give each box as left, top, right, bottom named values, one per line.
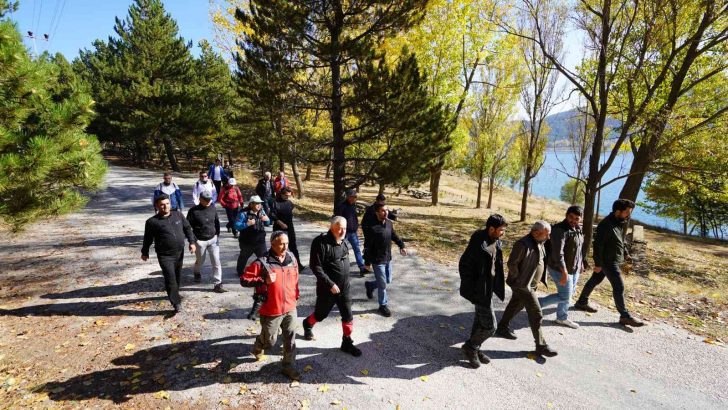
left=135, top=141, right=147, bottom=168
left=325, top=161, right=332, bottom=179
left=227, top=152, right=233, bottom=165
left=683, top=209, right=688, bottom=235
left=290, top=154, right=304, bottom=199
left=618, top=140, right=654, bottom=202
left=304, top=164, right=312, bottom=181
left=162, top=137, right=180, bottom=172
left=487, top=176, right=495, bottom=209
left=378, top=181, right=385, bottom=195
left=571, top=179, right=580, bottom=205
left=278, top=151, right=285, bottom=173
left=476, top=164, right=484, bottom=209
left=519, top=163, right=533, bottom=221
left=429, top=166, right=442, bottom=206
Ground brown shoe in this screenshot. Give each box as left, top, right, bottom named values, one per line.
left=619, top=317, right=645, bottom=327
left=281, top=366, right=301, bottom=381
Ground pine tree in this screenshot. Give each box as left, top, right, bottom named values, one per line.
left=0, top=6, right=106, bottom=231
left=77, top=0, right=196, bottom=171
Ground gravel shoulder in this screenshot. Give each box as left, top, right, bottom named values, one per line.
left=1, top=165, right=726, bottom=409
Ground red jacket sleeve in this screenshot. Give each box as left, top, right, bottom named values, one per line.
left=241, top=261, right=265, bottom=286
left=218, top=187, right=229, bottom=207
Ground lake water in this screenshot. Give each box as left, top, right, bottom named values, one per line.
left=528, top=150, right=683, bottom=232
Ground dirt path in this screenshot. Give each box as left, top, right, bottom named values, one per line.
left=1, top=165, right=727, bottom=409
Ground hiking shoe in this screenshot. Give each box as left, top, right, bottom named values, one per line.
left=365, top=282, right=374, bottom=300
left=461, top=345, right=480, bottom=369
left=535, top=344, right=558, bottom=357
left=233, top=232, right=239, bottom=239
left=281, top=366, right=301, bottom=381
left=378, top=305, right=391, bottom=317
left=302, top=319, right=315, bottom=341
left=193, top=273, right=202, bottom=283
left=555, top=319, right=580, bottom=329
left=340, top=336, right=362, bottom=357
left=213, top=284, right=227, bottom=293
left=573, top=302, right=598, bottom=313
left=477, top=350, right=491, bottom=364
left=619, top=316, right=645, bottom=327
left=173, top=303, right=182, bottom=313
left=495, top=326, right=517, bottom=340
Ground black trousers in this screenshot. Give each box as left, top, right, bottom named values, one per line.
left=157, top=251, right=184, bottom=307
left=213, top=180, right=222, bottom=194
left=225, top=207, right=239, bottom=233
left=464, top=301, right=496, bottom=351
left=578, top=262, right=630, bottom=318
left=312, top=285, right=353, bottom=323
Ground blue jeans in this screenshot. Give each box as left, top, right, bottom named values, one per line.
left=345, top=232, right=365, bottom=269
left=540, top=267, right=580, bottom=320
left=366, top=262, right=392, bottom=306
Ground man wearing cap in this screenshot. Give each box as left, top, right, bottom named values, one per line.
left=142, top=194, right=197, bottom=313
left=270, top=186, right=301, bottom=265
left=219, top=178, right=244, bottom=238
left=193, top=170, right=217, bottom=205
left=334, top=189, right=368, bottom=276
left=187, top=190, right=225, bottom=293
left=235, top=195, right=271, bottom=320
left=302, top=216, right=362, bottom=357
left=152, top=172, right=184, bottom=213
left=241, top=231, right=301, bottom=380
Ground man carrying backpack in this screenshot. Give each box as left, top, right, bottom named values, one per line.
left=152, top=172, right=184, bottom=213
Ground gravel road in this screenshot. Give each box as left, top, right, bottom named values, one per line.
left=3, top=165, right=726, bottom=410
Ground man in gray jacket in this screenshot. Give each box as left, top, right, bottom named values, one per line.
left=495, top=221, right=557, bottom=357
left=539, top=206, right=584, bottom=329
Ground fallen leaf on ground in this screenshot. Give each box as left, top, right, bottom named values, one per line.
left=290, top=381, right=300, bottom=388
left=318, top=384, right=330, bottom=393
left=124, top=343, right=136, bottom=351
left=330, top=399, right=341, bottom=405
left=154, top=391, right=170, bottom=400
left=526, top=353, right=537, bottom=361
left=303, top=364, right=313, bottom=372
left=630, top=389, right=637, bottom=393
left=238, top=385, right=248, bottom=395
left=256, top=354, right=268, bottom=362
left=219, top=399, right=230, bottom=405
left=223, top=376, right=232, bottom=383
left=536, top=372, right=543, bottom=378
left=420, top=375, right=429, bottom=382
left=360, top=369, right=369, bottom=376
left=703, top=338, right=725, bottom=346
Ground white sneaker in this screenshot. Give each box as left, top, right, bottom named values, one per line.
left=555, top=319, right=579, bottom=329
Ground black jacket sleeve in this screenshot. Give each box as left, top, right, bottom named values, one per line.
left=310, top=237, right=335, bottom=288
left=391, top=225, right=405, bottom=249
left=215, top=212, right=220, bottom=237
left=181, top=213, right=197, bottom=244
left=141, top=219, right=154, bottom=257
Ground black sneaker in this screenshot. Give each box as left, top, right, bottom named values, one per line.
left=233, top=232, right=239, bottom=239
left=573, top=302, right=598, bottom=313
left=461, top=345, right=480, bottom=369
left=173, top=303, right=182, bottom=313
left=495, top=326, right=517, bottom=340
left=477, top=350, right=491, bottom=364
left=340, top=336, right=362, bottom=357
left=193, top=274, right=202, bottom=283
left=378, top=305, right=391, bottom=317
left=619, top=316, right=645, bottom=327
left=213, top=284, right=227, bottom=293
left=365, top=282, right=374, bottom=300
left=302, top=319, right=315, bottom=341
left=535, top=344, right=558, bottom=357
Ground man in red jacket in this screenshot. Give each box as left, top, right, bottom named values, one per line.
left=273, top=171, right=290, bottom=195
left=240, top=231, right=301, bottom=380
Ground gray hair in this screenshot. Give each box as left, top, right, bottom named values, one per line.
left=531, top=220, right=551, bottom=232
left=330, top=216, right=347, bottom=228
left=270, top=231, right=288, bottom=243
left=264, top=171, right=272, bottom=178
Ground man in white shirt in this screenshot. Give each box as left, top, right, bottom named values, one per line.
left=192, top=170, right=217, bottom=205
left=208, top=159, right=227, bottom=194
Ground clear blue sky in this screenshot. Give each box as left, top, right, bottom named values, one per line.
left=8, top=0, right=215, bottom=58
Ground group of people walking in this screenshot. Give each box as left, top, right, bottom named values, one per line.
left=142, top=167, right=644, bottom=381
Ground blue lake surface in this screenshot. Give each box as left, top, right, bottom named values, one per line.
left=528, top=150, right=683, bottom=232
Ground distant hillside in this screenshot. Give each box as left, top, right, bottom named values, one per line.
left=544, top=109, right=621, bottom=146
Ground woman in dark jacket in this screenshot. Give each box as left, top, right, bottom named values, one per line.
left=235, top=195, right=271, bottom=320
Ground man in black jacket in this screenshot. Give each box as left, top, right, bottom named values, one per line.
left=574, top=199, right=644, bottom=327
left=270, top=187, right=301, bottom=265
left=334, top=189, right=367, bottom=276
left=301, top=216, right=362, bottom=357
left=496, top=221, right=557, bottom=358
left=459, top=214, right=507, bottom=368
left=142, top=194, right=197, bottom=313
left=255, top=172, right=275, bottom=216
left=363, top=203, right=406, bottom=317
left=186, top=190, right=225, bottom=293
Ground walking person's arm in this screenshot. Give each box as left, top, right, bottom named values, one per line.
left=550, top=225, right=568, bottom=285
left=214, top=211, right=221, bottom=238
left=592, top=223, right=606, bottom=273
left=310, top=240, right=336, bottom=292
left=391, top=225, right=407, bottom=255
left=141, top=220, right=154, bottom=261
left=181, top=214, right=197, bottom=253
left=506, top=240, right=526, bottom=284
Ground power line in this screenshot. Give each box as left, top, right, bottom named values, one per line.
left=47, top=0, right=63, bottom=39
left=47, top=0, right=66, bottom=50
left=35, top=0, right=44, bottom=35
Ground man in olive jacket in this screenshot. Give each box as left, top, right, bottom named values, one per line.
left=496, top=221, right=557, bottom=358
left=458, top=214, right=507, bottom=369
left=574, top=199, right=645, bottom=327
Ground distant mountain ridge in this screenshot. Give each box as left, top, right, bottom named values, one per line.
left=544, top=109, right=622, bottom=146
